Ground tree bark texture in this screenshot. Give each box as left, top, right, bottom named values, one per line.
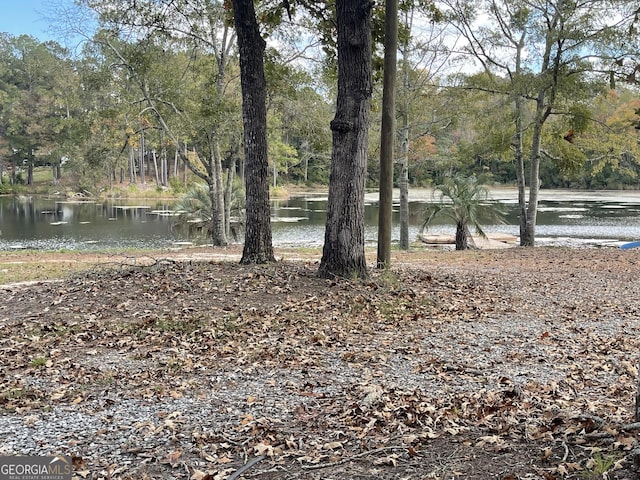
left=376, top=0, right=398, bottom=269
left=318, top=0, right=373, bottom=280
left=232, top=0, right=275, bottom=264
left=211, top=143, right=228, bottom=246
left=398, top=29, right=411, bottom=251
left=398, top=122, right=410, bottom=250
left=455, top=222, right=469, bottom=251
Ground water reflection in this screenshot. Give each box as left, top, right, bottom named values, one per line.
left=1, top=189, right=640, bottom=251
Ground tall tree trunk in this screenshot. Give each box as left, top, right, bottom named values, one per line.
left=522, top=120, right=544, bottom=246
left=27, top=153, right=34, bottom=186
left=9, top=164, right=15, bottom=184
left=225, top=156, right=237, bottom=240
left=127, top=146, right=134, bottom=183
left=318, top=0, right=373, bottom=280
left=398, top=20, right=411, bottom=251
left=211, top=143, right=228, bottom=246
left=513, top=33, right=530, bottom=247
left=174, top=149, right=179, bottom=181
left=377, top=0, right=398, bottom=269
left=139, top=130, right=145, bottom=185
left=183, top=150, right=188, bottom=184
left=301, top=140, right=309, bottom=183
left=273, top=161, right=277, bottom=188
left=10, top=160, right=17, bottom=185
left=398, top=123, right=410, bottom=250
left=52, top=161, right=61, bottom=184
left=514, top=97, right=527, bottom=245
left=160, top=133, right=167, bottom=186
left=232, top=0, right=275, bottom=264
left=152, top=150, right=160, bottom=186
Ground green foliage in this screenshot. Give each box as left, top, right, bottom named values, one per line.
left=421, top=174, right=506, bottom=250
left=0, top=182, right=13, bottom=194
left=0, top=0, right=637, bottom=196
left=579, top=451, right=619, bottom=479
left=567, top=103, right=593, bottom=134
left=173, top=179, right=245, bottom=240
left=30, top=357, right=47, bottom=368
left=174, top=182, right=214, bottom=238
left=270, top=185, right=289, bottom=198
left=168, top=176, right=186, bottom=194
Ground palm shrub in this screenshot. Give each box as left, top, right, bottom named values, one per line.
left=421, top=174, right=506, bottom=250
left=173, top=182, right=212, bottom=240
left=174, top=181, right=245, bottom=242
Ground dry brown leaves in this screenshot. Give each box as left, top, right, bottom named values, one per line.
left=1, top=247, right=640, bottom=479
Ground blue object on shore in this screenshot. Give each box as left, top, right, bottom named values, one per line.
left=620, top=241, right=640, bottom=250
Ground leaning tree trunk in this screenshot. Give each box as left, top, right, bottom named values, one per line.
left=232, top=0, right=275, bottom=264
left=318, top=0, right=373, bottom=280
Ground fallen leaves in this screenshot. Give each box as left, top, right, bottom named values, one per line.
left=1, top=248, right=640, bottom=478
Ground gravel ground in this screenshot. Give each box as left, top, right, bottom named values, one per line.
left=1, top=246, right=640, bottom=479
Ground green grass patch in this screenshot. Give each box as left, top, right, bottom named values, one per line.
left=30, top=357, right=48, bottom=368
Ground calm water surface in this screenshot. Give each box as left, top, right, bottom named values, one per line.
left=1, top=188, right=640, bottom=251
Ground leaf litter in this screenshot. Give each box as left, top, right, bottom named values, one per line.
left=0, top=247, right=640, bottom=479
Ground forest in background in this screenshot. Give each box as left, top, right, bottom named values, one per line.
left=1, top=0, right=640, bottom=197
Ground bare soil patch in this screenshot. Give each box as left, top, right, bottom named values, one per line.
left=1, top=246, right=640, bottom=479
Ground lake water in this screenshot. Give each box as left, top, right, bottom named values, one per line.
left=1, top=188, right=640, bottom=251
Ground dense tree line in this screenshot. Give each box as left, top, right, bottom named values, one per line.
left=0, top=0, right=639, bottom=266
left=1, top=2, right=638, bottom=192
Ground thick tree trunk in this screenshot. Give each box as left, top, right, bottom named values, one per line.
left=455, top=222, right=469, bottom=251
left=318, top=0, right=373, bottom=280
left=232, top=0, right=275, bottom=264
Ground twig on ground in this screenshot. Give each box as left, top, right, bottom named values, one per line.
left=228, top=456, right=266, bottom=480
left=301, top=446, right=406, bottom=471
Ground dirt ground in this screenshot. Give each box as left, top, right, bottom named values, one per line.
left=2, top=245, right=640, bottom=479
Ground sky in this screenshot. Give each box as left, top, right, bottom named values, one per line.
left=0, top=0, right=88, bottom=45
